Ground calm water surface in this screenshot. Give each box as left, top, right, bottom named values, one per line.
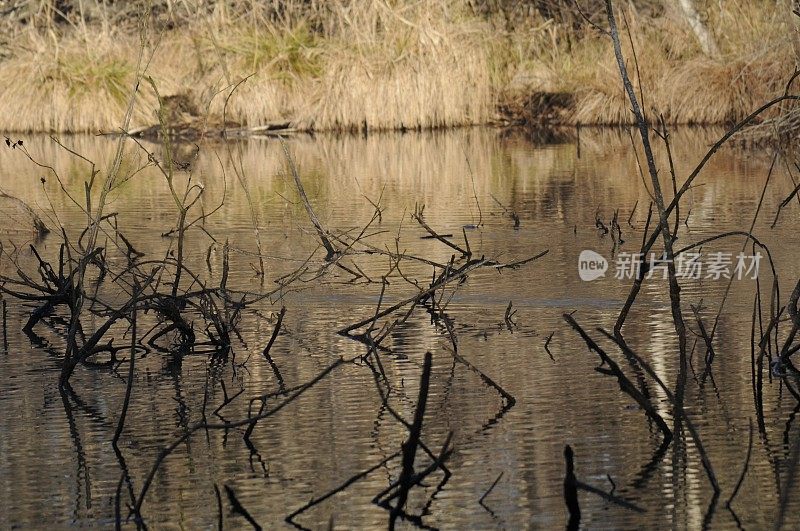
left=0, top=128, right=799, bottom=529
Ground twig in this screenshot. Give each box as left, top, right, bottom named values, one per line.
left=606, top=0, right=689, bottom=375
left=389, top=351, right=433, bottom=529
left=726, top=418, right=754, bottom=509
left=112, top=307, right=136, bottom=445
left=599, top=330, right=720, bottom=494
left=479, top=471, right=503, bottom=508
left=225, top=485, right=261, bottom=530
left=564, top=445, right=580, bottom=530
left=339, top=258, right=489, bottom=336
left=280, top=139, right=337, bottom=260
left=214, top=484, right=223, bottom=530
left=133, top=359, right=344, bottom=517
left=544, top=332, right=555, bottom=361
left=464, top=150, right=483, bottom=227
left=262, top=307, right=287, bottom=391
left=413, top=207, right=470, bottom=258
left=575, top=480, right=645, bottom=512
left=0, top=188, right=49, bottom=236
left=564, top=313, right=672, bottom=442
left=286, top=452, right=400, bottom=526
left=691, top=303, right=716, bottom=379
left=504, top=301, right=517, bottom=329
left=492, top=249, right=549, bottom=271
left=627, top=200, right=638, bottom=228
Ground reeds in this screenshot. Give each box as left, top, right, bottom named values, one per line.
left=0, top=1, right=501, bottom=132
left=0, top=1, right=794, bottom=132
left=530, top=1, right=794, bottom=125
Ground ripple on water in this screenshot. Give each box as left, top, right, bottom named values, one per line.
left=1, top=128, right=799, bottom=529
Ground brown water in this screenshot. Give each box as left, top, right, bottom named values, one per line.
left=1, top=128, right=799, bottom=529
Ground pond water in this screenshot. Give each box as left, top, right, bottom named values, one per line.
left=0, top=127, right=799, bottom=529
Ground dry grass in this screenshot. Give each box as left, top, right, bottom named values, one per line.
left=522, top=1, right=796, bottom=125
left=0, top=1, right=505, bottom=133
left=207, top=4, right=499, bottom=132
left=0, top=0, right=796, bottom=132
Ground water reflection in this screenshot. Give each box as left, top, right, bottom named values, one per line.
left=0, top=127, right=799, bottom=529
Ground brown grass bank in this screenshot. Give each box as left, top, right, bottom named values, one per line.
left=0, top=1, right=796, bottom=133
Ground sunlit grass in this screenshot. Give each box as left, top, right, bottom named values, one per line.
left=517, top=1, right=794, bottom=125
left=0, top=0, right=794, bottom=132
left=43, top=53, right=133, bottom=103
left=223, top=22, right=324, bottom=81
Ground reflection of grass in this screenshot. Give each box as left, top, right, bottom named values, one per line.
left=0, top=128, right=778, bottom=245
left=271, top=167, right=330, bottom=219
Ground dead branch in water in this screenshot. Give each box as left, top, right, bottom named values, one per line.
left=338, top=257, right=490, bottom=336
left=389, top=351, right=433, bottom=529
left=726, top=418, right=754, bottom=510
left=413, top=204, right=471, bottom=258
left=479, top=471, right=503, bottom=510
left=225, top=485, right=262, bottom=530
left=281, top=138, right=338, bottom=260
left=0, top=187, right=49, bottom=237
left=112, top=305, right=137, bottom=445
left=564, top=313, right=672, bottom=443
left=132, top=358, right=345, bottom=521
left=598, top=329, right=720, bottom=494
left=0, top=14, right=563, bottom=531
left=563, top=445, right=580, bottom=531
left=606, top=0, right=689, bottom=373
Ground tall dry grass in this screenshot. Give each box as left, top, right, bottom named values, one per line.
left=0, top=0, right=796, bottom=132
left=0, top=1, right=508, bottom=132
left=518, top=0, right=796, bottom=125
